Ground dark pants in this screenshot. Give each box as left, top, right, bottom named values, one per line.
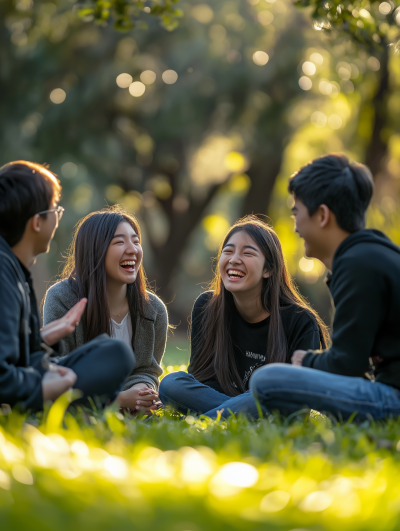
left=32, top=335, right=135, bottom=409
left=159, top=371, right=259, bottom=418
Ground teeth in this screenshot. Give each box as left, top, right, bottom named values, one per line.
left=228, top=269, right=245, bottom=278
left=121, top=261, right=136, bottom=266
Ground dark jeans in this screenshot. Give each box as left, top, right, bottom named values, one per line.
left=32, top=335, right=135, bottom=409
left=250, top=363, right=400, bottom=421
left=159, top=371, right=259, bottom=418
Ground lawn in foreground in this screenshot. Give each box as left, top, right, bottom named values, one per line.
left=1, top=389, right=400, bottom=531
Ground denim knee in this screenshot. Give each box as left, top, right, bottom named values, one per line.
left=159, top=371, right=190, bottom=402
left=250, top=363, right=289, bottom=400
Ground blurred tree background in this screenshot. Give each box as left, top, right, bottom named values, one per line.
left=2, top=0, right=400, bottom=363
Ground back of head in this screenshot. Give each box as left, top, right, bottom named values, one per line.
left=0, top=161, right=61, bottom=247
left=288, top=154, right=374, bottom=233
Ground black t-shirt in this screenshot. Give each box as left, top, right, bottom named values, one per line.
left=189, top=291, right=321, bottom=393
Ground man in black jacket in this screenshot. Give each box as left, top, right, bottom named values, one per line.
left=250, top=154, right=400, bottom=420
left=0, top=161, right=134, bottom=411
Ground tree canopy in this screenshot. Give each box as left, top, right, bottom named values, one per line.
left=2, top=0, right=400, bottom=323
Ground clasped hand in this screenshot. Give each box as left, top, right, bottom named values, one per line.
left=117, top=383, right=159, bottom=415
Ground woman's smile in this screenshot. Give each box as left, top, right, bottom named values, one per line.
left=120, top=259, right=136, bottom=273
left=226, top=268, right=246, bottom=281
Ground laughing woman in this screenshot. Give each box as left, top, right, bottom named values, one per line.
left=43, top=207, right=168, bottom=414
left=159, top=216, right=328, bottom=418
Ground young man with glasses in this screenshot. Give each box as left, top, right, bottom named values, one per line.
left=0, top=161, right=134, bottom=411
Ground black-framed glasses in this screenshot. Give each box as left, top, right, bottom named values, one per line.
left=37, top=206, right=65, bottom=221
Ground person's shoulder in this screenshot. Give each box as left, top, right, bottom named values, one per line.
left=193, top=290, right=213, bottom=311
left=0, top=252, right=22, bottom=295
left=0, top=252, right=17, bottom=278
left=146, top=290, right=167, bottom=318
left=46, top=278, right=78, bottom=306
left=280, top=304, right=318, bottom=330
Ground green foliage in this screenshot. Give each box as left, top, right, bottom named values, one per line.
left=2, top=403, right=400, bottom=530
left=78, top=0, right=183, bottom=31
left=295, top=0, right=400, bottom=50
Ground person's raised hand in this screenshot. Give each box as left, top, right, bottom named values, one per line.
left=42, top=365, right=77, bottom=403
left=41, top=298, right=87, bottom=346
left=291, top=350, right=307, bottom=366
left=117, top=383, right=159, bottom=414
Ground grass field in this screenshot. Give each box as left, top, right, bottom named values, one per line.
left=163, top=333, right=190, bottom=367
left=1, top=384, right=400, bottom=531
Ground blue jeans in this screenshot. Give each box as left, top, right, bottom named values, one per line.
left=159, top=371, right=260, bottom=418
left=250, top=363, right=400, bottom=421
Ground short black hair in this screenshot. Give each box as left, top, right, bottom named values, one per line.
left=0, top=161, right=61, bottom=247
left=288, top=154, right=374, bottom=233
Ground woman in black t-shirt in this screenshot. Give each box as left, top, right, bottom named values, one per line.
left=159, top=215, right=329, bottom=418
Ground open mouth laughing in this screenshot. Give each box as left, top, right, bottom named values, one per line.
left=227, top=269, right=246, bottom=281
left=120, top=260, right=136, bottom=273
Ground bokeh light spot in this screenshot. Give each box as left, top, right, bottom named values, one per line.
left=258, top=11, right=274, bottom=25
left=299, top=491, right=333, bottom=512
left=50, top=88, right=66, bottom=104
left=253, top=51, right=269, bottom=66
left=116, top=73, right=133, bottom=88
left=61, top=162, right=78, bottom=178
left=367, top=57, right=380, bottom=71
left=162, top=70, right=178, bottom=84
left=224, top=152, right=247, bottom=172
left=310, top=52, right=323, bottom=65
left=328, top=114, right=343, bottom=129
left=299, top=257, right=314, bottom=272
left=214, top=462, right=259, bottom=488
left=311, top=111, right=327, bottom=128
left=140, top=70, right=156, bottom=85
left=260, top=490, right=291, bottom=512
left=191, top=4, right=214, bottom=23
left=299, top=76, right=312, bottom=90
left=12, top=464, right=33, bottom=485
left=379, top=2, right=392, bottom=14
left=302, top=61, right=316, bottom=76
left=129, top=81, right=146, bottom=97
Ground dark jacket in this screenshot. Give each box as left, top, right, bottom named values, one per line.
left=0, top=236, right=44, bottom=410
left=302, top=229, right=400, bottom=389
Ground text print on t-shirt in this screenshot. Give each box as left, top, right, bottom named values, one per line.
left=243, top=363, right=264, bottom=387
left=246, top=351, right=266, bottom=362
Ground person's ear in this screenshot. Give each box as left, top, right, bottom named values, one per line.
left=319, top=205, right=331, bottom=228
left=30, top=214, right=42, bottom=234
left=263, top=269, right=272, bottom=279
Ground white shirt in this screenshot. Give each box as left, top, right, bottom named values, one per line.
left=110, top=313, right=133, bottom=348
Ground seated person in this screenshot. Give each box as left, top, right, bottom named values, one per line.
left=159, top=215, right=328, bottom=418
left=0, top=161, right=134, bottom=411
left=251, top=154, right=400, bottom=421
left=43, top=207, right=168, bottom=415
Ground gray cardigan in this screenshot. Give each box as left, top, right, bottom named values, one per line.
left=43, top=279, right=168, bottom=391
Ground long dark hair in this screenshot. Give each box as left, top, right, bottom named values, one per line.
left=61, top=206, right=149, bottom=347
left=190, top=215, right=329, bottom=396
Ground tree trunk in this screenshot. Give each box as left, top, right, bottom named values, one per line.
left=143, top=183, right=220, bottom=310
left=240, top=150, right=284, bottom=218
left=365, top=41, right=390, bottom=178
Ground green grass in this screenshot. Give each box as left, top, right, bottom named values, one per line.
left=1, top=393, right=400, bottom=531
left=163, top=333, right=190, bottom=368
